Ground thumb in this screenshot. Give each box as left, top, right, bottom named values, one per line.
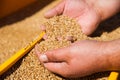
left=44, top=62, right=68, bottom=77
left=44, top=1, right=66, bottom=18
left=40, top=47, right=69, bottom=63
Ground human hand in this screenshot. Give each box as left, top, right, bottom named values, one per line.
left=35, top=40, right=109, bottom=78
left=44, top=0, right=102, bottom=35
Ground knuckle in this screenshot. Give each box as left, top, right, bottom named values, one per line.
left=47, top=51, right=57, bottom=61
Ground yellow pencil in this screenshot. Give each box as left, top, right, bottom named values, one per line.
left=108, top=72, right=119, bottom=80
left=0, top=31, right=45, bottom=75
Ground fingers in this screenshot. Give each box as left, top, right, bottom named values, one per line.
left=44, top=1, right=66, bottom=18
left=77, top=10, right=100, bottom=35
left=45, top=48, right=69, bottom=62
left=44, top=62, right=68, bottom=77
left=43, top=34, right=48, bottom=40
left=35, top=44, right=71, bottom=77
left=40, top=25, right=46, bottom=31
left=65, top=36, right=74, bottom=41
left=37, top=47, right=69, bottom=63
left=35, top=44, right=48, bottom=63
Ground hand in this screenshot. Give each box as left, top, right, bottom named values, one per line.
left=35, top=40, right=108, bottom=78
left=44, top=0, right=102, bottom=35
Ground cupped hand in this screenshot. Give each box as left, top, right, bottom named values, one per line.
left=44, top=0, right=102, bottom=35
left=35, top=40, right=109, bottom=78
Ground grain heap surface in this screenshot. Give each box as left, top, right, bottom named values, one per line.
left=43, top=16, right=87, bottom=41
left=1, top=15, right=89, bottom=80
left=38, top=15, right=88, bottom=52
left=1, top=14, right=120, bottom=80
left=0, top=0, right=120, bottom=79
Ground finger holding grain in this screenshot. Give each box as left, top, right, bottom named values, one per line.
left=40, top=25, right=46, bottom=31
left=3, top=15, right=118, bottom=80
left=43, top=34, right=48, bottom=40
left=57, top=36, right=63, bottom=41
left=65, top=36, right=74, bottom=41
left=43, top=15, right=88, bottom=42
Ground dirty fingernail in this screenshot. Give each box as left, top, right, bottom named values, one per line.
left=39, top=54, right=48, bottom=63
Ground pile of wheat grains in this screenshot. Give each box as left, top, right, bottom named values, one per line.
left=1, top=15, right=110, bottom=80
left=38, top=15, right=88, bottom=53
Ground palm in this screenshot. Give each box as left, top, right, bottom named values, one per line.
left=45, top=0, right=101, bottom=35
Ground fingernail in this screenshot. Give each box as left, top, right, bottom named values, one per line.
left=66, top=36, right=73, bottom=41
left=43, top=34, right=48, bottom=40
left=43, top=63, right=47, bottom=68
left=40, top=25, right=46, bottom=31
left=44, top=10, right=51, bottom=18
left=57, top=36, right=63, bottom=41
left=39, top=54, right=48, bottom=63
